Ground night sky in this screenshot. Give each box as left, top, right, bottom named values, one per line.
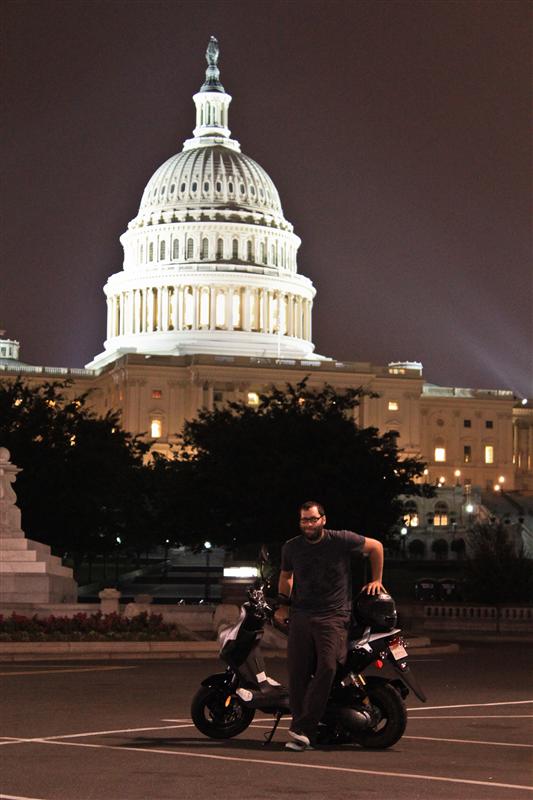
left=2, top=0, right=531, bottom=396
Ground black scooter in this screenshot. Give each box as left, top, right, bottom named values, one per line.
left=191, top=583, right=426, bottom=748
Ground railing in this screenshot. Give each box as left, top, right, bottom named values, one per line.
left=424, top=604, right=533, bottom=632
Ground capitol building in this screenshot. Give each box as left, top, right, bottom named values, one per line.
left=2, top=39, right=532, bottom=557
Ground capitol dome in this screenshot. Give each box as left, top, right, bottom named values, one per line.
left=87, top=38, right=319, bottom=369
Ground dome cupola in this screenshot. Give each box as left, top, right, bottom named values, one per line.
left=87, top=38, right=319, bottom=369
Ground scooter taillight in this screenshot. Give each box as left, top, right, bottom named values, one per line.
left=374, top=659, right=384, bottom=669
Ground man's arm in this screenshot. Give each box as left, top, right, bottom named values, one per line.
left=361, top=538, right=385, bottom=594
left=274, top=570, right=293, bottom=624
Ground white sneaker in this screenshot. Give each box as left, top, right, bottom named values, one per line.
left=288, top=729, right=311, bottom=747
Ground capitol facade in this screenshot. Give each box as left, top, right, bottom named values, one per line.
left=2, top=39, right=532, bottom=558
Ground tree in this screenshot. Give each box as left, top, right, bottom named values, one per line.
left=174, top=379, right=427, bottom=553
left=465, top=522, right=533, bottom=603
left=0, top=378, right=150, bottom=575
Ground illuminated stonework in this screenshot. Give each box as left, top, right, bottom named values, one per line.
left=87, top=38, right=318, bottom=369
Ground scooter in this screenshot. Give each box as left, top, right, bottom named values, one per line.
left=191, top=583, right=426, bottom=748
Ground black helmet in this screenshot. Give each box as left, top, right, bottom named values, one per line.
left=355, top=591, right=397, bottom=631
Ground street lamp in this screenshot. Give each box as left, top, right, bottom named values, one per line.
left=204, top=541, right=212, bottom=602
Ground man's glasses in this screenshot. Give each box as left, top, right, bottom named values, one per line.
left=300, top=515, right=323, bottom=525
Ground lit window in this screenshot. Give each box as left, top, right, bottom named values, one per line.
left=485, top=445, right=494, bottom=464
left=463, top=445, right=471, bottom=463
left=434, top=447, right=446, bottom=462
left=403, top=501, right=419, bottom=527
left=388, top=401, right=399, bottom=411
left=151, top=389, right=162, bottom=399
left=150, top=418, right=162, bottom=438
left=247, top=392, right=259, bottom=407
left=434, top=502, right=448, bottom=527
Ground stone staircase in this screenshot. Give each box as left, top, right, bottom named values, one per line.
left=0, top=448, right=77, bottom=604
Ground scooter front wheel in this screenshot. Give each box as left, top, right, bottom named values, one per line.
left=353, top=683, right=407, bottom=749
left=191, top=686, right=256, bottom=739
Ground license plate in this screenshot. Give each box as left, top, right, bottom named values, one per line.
left=390, top=642, right=408, bottom=660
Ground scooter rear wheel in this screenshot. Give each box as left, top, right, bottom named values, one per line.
left=353, top=683, right=407, bottom=749
left=191, top=686, right=256, bottom=739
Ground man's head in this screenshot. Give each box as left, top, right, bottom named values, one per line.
left=299, top=500, right=326, bottom=543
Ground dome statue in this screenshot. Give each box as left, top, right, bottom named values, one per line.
left=87, top=39, right=319, bottom=369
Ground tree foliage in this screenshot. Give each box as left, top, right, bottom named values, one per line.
left=465, top=521, right=533, bottom=603
left=0, top=378, right=150, bottom=568
left=174, top=379, right=427, bottom=552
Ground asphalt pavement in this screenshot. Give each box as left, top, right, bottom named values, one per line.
left=1, top=643, right=532, bottom=800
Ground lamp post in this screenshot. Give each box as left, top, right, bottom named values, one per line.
left=204, top=540, right=212, bottom=602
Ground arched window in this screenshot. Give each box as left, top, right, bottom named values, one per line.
left=260, top=242, right=266, bottom=264
left=148, top=242, right=154, bottom=262
left=186, top=238, right=194, bottom=259
left=216, top=238, right=224, bottom=260
left=434, top=502, right=449, bottom=527
left=201, top=238, right=209, bottom=260
left=247, top=240, right=253, bottom=262
left=140, top=244, right=144, bottom=263
left=232, top=238, right=239, bottom=259
left=403, top=500, right=419, bottom=527
left=159, top=240, right=166, bottom=260
left=271, top=243, right=276, bottom=265
left=172, top=239, right=179, bottom=259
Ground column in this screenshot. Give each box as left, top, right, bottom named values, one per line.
left=226, top=288, right=234, bottom=331
left=161, top=286, right=169, bottom=331
left=147, top=288, right=154, bottom=332
left=209, top=287, right=216, bottom=330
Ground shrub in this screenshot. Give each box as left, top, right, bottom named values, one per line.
left=0, top=612, right=193, bottom=641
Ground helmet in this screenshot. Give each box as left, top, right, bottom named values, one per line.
left=354, top=591, right=397, bottom=631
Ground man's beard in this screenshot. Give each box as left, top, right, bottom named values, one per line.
left=305, top=528, right=324, bottom=542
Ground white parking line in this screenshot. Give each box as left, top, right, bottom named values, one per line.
left=0, top=666, right=137, bottom=677
left=408, top=700, right=533, bottom=711
left=404, top=735, right=532, bottom=748
left=0, top=793, right=50, bottom=800
left=408, top=714, right=533, bottom=719
left=28, top=737, right=533, bottom=793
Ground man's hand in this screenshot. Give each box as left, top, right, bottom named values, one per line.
left=361, top=580, right=386, bottom=595
left=274, top=606, right=290, bottom=626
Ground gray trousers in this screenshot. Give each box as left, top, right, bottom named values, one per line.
left=287, top=612, right=349, bottom=740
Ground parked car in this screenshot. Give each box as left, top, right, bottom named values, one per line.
left=414, top=577, right=441, bottom=601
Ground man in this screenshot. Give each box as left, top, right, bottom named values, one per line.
left=274, top=500, right=385, bottom=751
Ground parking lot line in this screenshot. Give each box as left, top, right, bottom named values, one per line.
left=408, top=699, right=533, bottom=711
left=0, top=666, right=137, bottom=677
left=407, top=714, right=533, bottom=719
left=404, top=735, right=532, bottom=748
left=0, top=793, right=50, bottom=800
left=28, top=737, right=533, bottom=794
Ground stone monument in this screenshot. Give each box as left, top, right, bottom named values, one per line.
left=0, top=448, right=77, bottom=603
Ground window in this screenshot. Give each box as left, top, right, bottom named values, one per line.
left=434, top=502, right=449, bottom=527
left=213, top=391, right=223, bottom=405
left=151, top=389, right=162, bottom=399
left=434, top=447, right=446, bottom=462
left=150, top=418, right=162, bottom=438
left=172, top=239, right=179, bottom=259
left=186, top=238, right=194, bottom=259
left=201, top=238, right=209, bottom=260
left=148, top=242, right=154, bottom=262
left=464, top=419, right=471, bottom=428
left=247, top=392, right=259, bottom=407
left=485, top=445, right=494, bottom=464
left=247, top=240, right=253, bottom=261
left=403, top=500, right=419, bottom=527
left=159, top=240, right=166, bottom=260
left=216, top=238, right=224, bottom=260
left=463, top=445, right=472, bottom=464
left=388, top=401, right=399, bottom=411
left=485, top=420, right=494, bottom=429
left=232, top=238, right=239, bottom=259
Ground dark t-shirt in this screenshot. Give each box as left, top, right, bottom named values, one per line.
left=281, top=529, right=366, bottom=615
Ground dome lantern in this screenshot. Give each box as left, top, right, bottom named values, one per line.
left=184, top=37, right=239, bottom=153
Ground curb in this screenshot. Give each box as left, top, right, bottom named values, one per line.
left=0, top=639, right=459, bottom=662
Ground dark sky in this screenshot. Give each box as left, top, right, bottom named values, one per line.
left=2, top=0, right=532, bottom=396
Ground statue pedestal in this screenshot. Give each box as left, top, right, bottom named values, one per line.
left=0, top=448, right=77, bottom=604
